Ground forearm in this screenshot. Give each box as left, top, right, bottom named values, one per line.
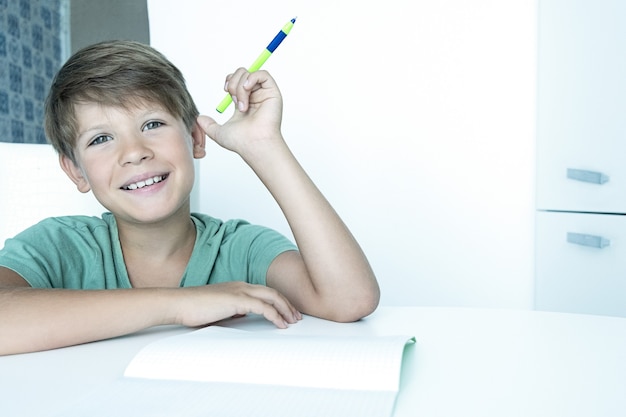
left=0, top=281, right=300, bottom=356
left=0, top=287, right=173, bottom=355
left=243, top=138, right=380, bottom=319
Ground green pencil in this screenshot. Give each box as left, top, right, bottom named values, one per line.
left=216, top=17, right=297, bottom=113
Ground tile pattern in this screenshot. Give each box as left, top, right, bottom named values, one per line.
left=0, top=0, right=69, bottom=144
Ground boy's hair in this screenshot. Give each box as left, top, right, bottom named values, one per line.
left=44, top=40, right=199, bottom=163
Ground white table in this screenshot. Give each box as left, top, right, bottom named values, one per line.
left=1, top=307, right=625, bottom=416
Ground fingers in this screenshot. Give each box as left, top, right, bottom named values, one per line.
left=233, top=283, right=301, bottom=328
left=223, top=68, right=277, bottom=113
left=241, top=298, right=292, bottom=329
left=177, top=282, right=301, bottom=330
left=245, top=283, right=303, bottom=325
left=223, top=68, right=247, bottom=112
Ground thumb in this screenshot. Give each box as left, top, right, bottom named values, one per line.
left=197, top=115, right=220, bottom=141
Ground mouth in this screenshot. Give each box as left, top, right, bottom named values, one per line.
left=121, top=174, right=169, bottom=190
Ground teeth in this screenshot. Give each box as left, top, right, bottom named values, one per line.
left=123, top=175, right=165, bottom=190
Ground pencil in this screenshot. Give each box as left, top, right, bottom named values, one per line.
left=216, top=17, right=297, bottom=113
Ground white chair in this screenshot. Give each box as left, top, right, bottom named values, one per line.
left=0, top=143, right=105, bottom=247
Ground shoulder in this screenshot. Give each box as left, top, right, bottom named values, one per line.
left=16, top=214, right=112, bottom=240
left=1, top=214, right=116, bottom=255
left=190, top=212, right=228, bottom=232
left=191, top=213, right=252, bottom=238
left=0, top=214, right=118, bottom=288
left=186, top=214, right=296, bottom=286
left=191, top=213, right=296, bottom=251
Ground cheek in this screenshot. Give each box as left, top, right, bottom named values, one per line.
left=78, top=159, right=106, bottom=186
left=175, top=136, right=198, bottom=163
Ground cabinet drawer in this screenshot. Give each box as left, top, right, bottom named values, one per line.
left=535, top=160, right=626, bottom=213
left=535, top=211, right=626, bottom=317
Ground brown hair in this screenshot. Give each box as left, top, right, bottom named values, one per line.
left=44, top=40, right=199, bottom=162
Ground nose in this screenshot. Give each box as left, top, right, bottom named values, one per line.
left=118, top=135, right=154, bottom=166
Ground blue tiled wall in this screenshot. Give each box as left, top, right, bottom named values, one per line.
left=0, top=0, right=69, bottom=144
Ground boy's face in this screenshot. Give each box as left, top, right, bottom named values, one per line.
left=60, top=100, right=205, bottom=225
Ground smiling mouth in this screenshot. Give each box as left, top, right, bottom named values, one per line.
left=121, top=174, right=168, bottom=190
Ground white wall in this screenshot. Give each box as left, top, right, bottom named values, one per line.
left=148, top=0, right=537, bottom=308
left=0, top=143, right=105, bottom=246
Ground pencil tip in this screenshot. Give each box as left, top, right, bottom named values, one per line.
left=292, top=16, right=297, bottom=23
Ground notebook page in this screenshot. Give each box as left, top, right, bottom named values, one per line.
left=124, top=326, right=415, bottom=391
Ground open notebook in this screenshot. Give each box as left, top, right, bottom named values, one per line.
left=59, top=326, right=415, bottom=417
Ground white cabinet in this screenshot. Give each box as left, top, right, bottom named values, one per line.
left=535, top=212, right=626, bottom=316
left=536, top=0, right=626, bottom=316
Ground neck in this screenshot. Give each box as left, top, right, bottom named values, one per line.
left=114, top=209, right=197, bottom=288
left=117, top=210, right=196, bottom=259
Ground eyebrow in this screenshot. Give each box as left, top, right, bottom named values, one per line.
left=76, top=124, right=111, bottom=142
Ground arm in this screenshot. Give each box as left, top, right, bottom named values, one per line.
left=198, top=69, right=380, bottom=322
left=0, top=267, right=299, bottom=355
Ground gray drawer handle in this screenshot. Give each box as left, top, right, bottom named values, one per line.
left=567, top=232, right=610, bottom=249
left=567, top=168, right=609, bottom=184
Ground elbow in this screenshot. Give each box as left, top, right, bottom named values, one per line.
left=325, top=281, right=381, bottom=323
left=345, top=288, right=381, bottom=322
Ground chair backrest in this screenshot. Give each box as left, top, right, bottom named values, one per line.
left=0, top=143, right=105, bottom=247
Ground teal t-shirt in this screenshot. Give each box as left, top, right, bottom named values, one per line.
left=0, top=213, right=297, bottom=289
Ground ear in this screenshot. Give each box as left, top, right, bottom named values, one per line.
left=191, top=119, right=206, bottom=159
left=59, top=154, right=92, bottom=193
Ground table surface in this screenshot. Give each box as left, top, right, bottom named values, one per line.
left=2, top=306, right=625, bottom=417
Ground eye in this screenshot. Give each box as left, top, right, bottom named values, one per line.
left=143, top=120, right=164, bottom=131
left=89, top=135, right=113, bottom=146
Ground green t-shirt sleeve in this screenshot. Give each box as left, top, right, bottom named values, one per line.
left=0, top=216, right=126, bottom=289
left=184, top=217, right=297, bottom=287
left=0, top=218, right=91, bottom=288
left=0, top=232, right=57, bottom=288
left=218, top=222, right=297, bottom=286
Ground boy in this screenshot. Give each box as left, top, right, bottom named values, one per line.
left=0, top=41, right=379, bottom=355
